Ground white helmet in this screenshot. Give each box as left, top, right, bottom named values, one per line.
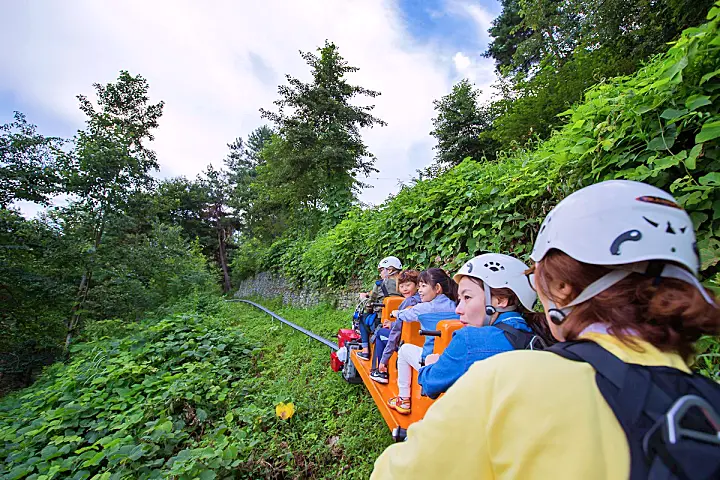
left=530, top=180, right=714, bottom=324
left=454, top=253, right=537, bottom=326
left=378, top=256, right=402, bottom=271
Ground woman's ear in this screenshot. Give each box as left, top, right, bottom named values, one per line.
left=555, top=281, right=574, bottom=304
left=495, top=296, right=510, bottom=309
left=434, top=283, right=443, bottom=295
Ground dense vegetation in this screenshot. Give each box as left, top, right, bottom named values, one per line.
left=0, top=300, right=388, bottom=479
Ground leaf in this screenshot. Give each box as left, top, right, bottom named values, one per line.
left=685, top=144, right=703, bottom=169
left=199, top=470, right=217, bottom=480
left=690, top=212, right=709, bottom=229
left=695, top=121, right=720, bottom=143
left=196, top=408, right=208, bottom=422
left=699, top=172, right=720, bottom=186
left=700, top=69, right=720, bottom=84
left=82, top=451, right=106, bottom=467
left=659, top=108, right=688, bottom=121
left=647, top=136, right=673, bottom=151
left=685, top=95, right=712, bottom=111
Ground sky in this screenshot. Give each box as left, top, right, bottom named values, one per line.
left=0, top=0, right=502, bottom=216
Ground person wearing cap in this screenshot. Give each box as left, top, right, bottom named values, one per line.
left=370, top=180, right=720, bottom=479
left=416, top=253, right=548, bottom=399
left=357, top=256, right=403, bottom=361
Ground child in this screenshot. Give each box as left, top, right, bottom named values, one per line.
left=370, top=269, right=421, bottom=384
left=417, top=253, right=548, bottom=399
left=387, top=268, right=458, bottom=414
left=357, top=256, right=403, bottom=361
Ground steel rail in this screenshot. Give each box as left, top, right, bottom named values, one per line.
left=228, top=299, right=338, bottom=351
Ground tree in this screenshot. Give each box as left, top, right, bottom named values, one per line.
left=61, top=70, right=164, bottom=350
left=197, top=164, right=238, bottom=293
left=0, top=112, right=62, bottom=208
left=259, top=41, right=386, bottom=230
left=430, top=79, right=498, bottom=167
left=483, top=0, right=715, bottom=146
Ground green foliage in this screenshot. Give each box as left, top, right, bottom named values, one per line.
left=247, top=7, right=720, bottom=301
left=0, top=313, right=259, bottom=479
left=256, top=41, right=387, bottom=233
left=0, top=112, right=62, bottom=208
left=229, top=237, right=268, bottom=285
left=485, top=0, right=714, bottom=147
left=430, top=79, right=498, bottom=166
left=0, top=303, right=388, bottom=479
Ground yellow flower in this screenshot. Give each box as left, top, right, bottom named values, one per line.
left=275, top=402, right=295, bottom=420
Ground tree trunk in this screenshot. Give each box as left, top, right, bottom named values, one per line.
left=218, top=227, right=232, bottom=293
left=65, top=270, right=91, bottom=352
left=65, top=210, right=106, bottom=353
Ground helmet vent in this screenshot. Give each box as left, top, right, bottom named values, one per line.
left=680, top=226, right=687, bottom=233
left=643, top=216, right=659, bottom=227
left=666, top=222, right=676, bottom=234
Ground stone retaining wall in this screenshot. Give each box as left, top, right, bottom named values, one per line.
left=233, top=271, right=362, bottom=310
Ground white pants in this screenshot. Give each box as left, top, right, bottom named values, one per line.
left=397, top=343, right=423, bottom=398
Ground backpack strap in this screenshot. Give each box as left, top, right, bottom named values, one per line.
left=494, top=322, right=546, bottom=350
left=549, top=341, right=674, bottom=417
left=380, top=281, right=389, bottom=297
left=549, top=341, right=720, bottom=480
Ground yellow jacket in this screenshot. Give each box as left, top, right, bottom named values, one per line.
left=371, top=332, right=691, bottom=480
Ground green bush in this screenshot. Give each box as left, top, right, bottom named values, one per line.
left=0, top=302, right=389, bottom=479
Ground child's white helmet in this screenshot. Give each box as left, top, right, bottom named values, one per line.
left=378, top=256, right=402, bottom=270
left=454, top=253, right=537, bottom=326
left=530, top=180, right=714, bottom=324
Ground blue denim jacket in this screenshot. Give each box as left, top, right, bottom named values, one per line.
left=396, top=294, right=459, bottom=360
left=418, top=312, right=531, bottom=398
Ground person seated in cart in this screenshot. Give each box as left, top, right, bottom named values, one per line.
left=357, top=256, right=403, bottom=361
left=417, top=253, right=550, bottom=399
left=370, top=269, right=422, bottom=384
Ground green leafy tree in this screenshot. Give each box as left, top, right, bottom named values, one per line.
left=259, top=41, right=386, bottom=230
left=484, top=0, right=714, bottom=145
left=61, top=70, right=164, bottom=349
left=430, top=79, right=498, bottom=167
left=0, top=112, right=62, bottom=208
left=197, top=164, right=238, bottom=293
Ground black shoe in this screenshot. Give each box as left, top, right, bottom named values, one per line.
left=357, top=350, right=371, bottom=361
left=370, top=369, right=389, bottom=384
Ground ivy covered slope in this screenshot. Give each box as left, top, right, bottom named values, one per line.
left=0, top=302, right=388, bottom=479
left=249, top=8, right=720, bottom=292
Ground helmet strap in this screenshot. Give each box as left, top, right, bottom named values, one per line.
left=545, top=269, right=633, bottom=325
left=543, top=262, right=717, bottom=327
left=483, top=282, right=517, bottom=326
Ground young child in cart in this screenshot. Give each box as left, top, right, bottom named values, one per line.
left=370, top=269, right=421, bottom=384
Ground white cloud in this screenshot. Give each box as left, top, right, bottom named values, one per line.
left=0, top=0, right=463, bottom=208
left=453, top=52, right=472, bottom=72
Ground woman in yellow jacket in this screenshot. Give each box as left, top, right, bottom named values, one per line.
left=371, top=180, right=720, bottom=480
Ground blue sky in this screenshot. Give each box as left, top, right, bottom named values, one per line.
left=0, top=0, right=501, bottom=215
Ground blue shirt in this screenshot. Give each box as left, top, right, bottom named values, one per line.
left=418, top=312, right=531, bottom=398
left=396, top=294, right=459, bottom=360
left=399, top=292, right=421, bottom=310
left=379, top=293, right=422, bottom=364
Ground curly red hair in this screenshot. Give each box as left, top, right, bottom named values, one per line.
left=536, top=250, right=720, bottom=359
